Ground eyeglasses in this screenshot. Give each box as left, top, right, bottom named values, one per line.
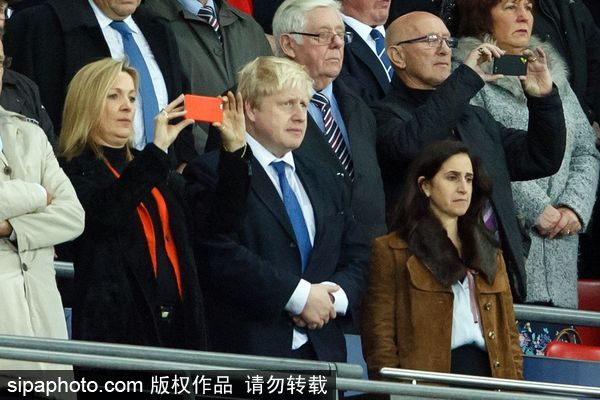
left=288, top=31, right=353, bottom=45
left=395, top=33, right=458, bottom=49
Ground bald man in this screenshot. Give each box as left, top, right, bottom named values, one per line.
left=374, top=12, right=567, bottom=302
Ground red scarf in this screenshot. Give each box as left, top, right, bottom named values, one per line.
left=104, top=160, right=183, bottom=299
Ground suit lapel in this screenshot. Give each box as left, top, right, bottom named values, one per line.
left=249, top=157, right=297, bottom=242
left=345, top=25, right=390, bottom=93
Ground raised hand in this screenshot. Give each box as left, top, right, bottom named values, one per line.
left=153, top=94, right=194, bottom=152
left=520, top=47, right=553, bottom=97
left=213, top=91, right=246, bottom=153
left=463, top=43, right=505, bottom=82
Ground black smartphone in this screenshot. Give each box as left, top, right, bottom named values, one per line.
left=493, top=54, right=528, bottom=76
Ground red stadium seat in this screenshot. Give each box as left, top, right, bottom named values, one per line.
left=577, top=280, right=600, bottom=346
left=544, top=341, right=600, bottom=362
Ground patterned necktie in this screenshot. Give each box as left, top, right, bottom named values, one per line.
left=198, top=5, right=222, bottom=42
left=370, top=28, right=392, bottom=81
left=272, top=161, right=312, bottom=273
left=310, top=92, right=355, bottom=179
left=110, top=21, right=159, bottom=143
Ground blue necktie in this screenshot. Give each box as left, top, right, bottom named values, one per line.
left=310, top=92, right=354, bottom=180
left=110, top=21, right=159, bottom=143
left=370, top=28, right=393, bottom=81
left=272, top=161, right=312, bottom=273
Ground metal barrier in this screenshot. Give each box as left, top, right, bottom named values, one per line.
left=0, top=335, right=361, bottom=378
left=380, top=367, right=599, bottom=398
left=0, top=335, right=568, bottom=400
left=54, top=261, right=74, bottom=279
left=514, top=304, right=600, bottom=327
left=336, top=377, right=568, bottom=399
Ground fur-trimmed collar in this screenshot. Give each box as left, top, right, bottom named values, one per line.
left=407, top=217, right=499, bottom=287
left=453, top=34, right=569, bottom=99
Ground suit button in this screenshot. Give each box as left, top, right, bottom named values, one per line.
left=22, top=263, right=28, bottom=271
left=3, top=166, right=11, bottom=175
left=484, top=302, right=492, bottom=311
left=488, top=330, right=496, bottom=340
left=494, top=361, right=501, bottom=368
left=213, top=46, right=224, bottom=56
left=290, top=242, right=297, bottom=248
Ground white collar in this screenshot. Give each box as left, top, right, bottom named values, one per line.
left=246, top=133, right=296, bottom=172
left=88, top=0, right=138, bottom=32
left=342, top=14, right=385, bottom=43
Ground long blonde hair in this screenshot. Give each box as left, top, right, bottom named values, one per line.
left=59, top=58, right=138, bottom=160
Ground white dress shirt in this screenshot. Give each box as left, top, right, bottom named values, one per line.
left=342, top=14, right=389, bottom=78
left=246, top=133, right=349, bottom=349
left=451, top=277, right=487, bottom=350
left=88, top=0, right=169, bottom=150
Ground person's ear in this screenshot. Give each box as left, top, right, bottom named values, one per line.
left=244, top=100, right=256, bottom=123
left=388, top=45, right=407, bottom=70
left=280, top=34, right=297, bottom=59
left=418, top=176, right=430, bottom=197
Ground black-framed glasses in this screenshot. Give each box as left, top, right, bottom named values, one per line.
left=288, top=31, right=353, bottom=45
left=395, top=33, right=458, bottom=49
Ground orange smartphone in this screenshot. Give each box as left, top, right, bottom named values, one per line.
left=184, top=94, right=223, bottom=123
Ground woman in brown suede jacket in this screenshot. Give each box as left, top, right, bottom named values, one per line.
left=361, top=140, right=522, bottom=379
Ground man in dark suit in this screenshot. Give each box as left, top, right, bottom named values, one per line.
left=185, top=56, right=369, bottom=362
left=375, top=12, right=567, bottom=302
left=3, top=0, right=196, bottom=166
left=272, top=0, right=386, bottom=241
left=143, top=0, right=272, bottom=153
left=338, top=0, right=392, bottom=106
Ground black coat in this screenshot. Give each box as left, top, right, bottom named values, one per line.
left=533, top=0, right=600, bottom=124
left=184, top=151, right=370, bottom=362
left=388, top=0, right=458, bottom=33
left=60, top=145, right=249, bottom=349
left=0, top=69, right=56, bottom=146
left=3, top=0, right=196, bottom=163
left=339, top=24, right=391, bottom=107
left=374, top=65, right=567, bottom=302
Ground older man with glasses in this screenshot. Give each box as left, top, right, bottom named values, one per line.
left=374, top=11, right=567, bottom=303
left=271, top=0, right=387, bottom=243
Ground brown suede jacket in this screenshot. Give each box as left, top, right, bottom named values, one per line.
left=361, top=231, right=523, bottom=380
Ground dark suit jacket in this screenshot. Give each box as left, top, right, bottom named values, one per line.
left=298, top=80, right=387, bottom=240
left=339, top=24, right=391, bottom=107
left=184, top=150, right=370, bottom=362
left=3, top=0, right=196, bottom=163
left=374, top=65, right=567, bottom=302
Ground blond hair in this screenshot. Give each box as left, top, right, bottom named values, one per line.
left=238, top=56, right=313, bottom=108
left=59, top=58, right=138, bottom=160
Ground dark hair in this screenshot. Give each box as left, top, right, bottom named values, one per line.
left=390, top=140, right=492, bottom=240
left=456, top=0, right=535, bottom=38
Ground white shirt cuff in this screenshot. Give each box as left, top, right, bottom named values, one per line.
left=322, top=281, right=348, bottom=315
left=284, top=279, right=311, bottom=315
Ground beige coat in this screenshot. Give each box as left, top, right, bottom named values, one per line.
left=361, top=232, right=523, bottom=380
left=0, top=106, right=84, bottom=369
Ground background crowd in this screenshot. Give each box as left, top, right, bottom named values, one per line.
left=0, top=0, right=599, bottom=385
